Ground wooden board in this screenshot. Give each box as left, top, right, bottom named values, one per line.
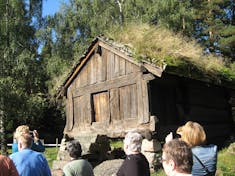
left=92, top=92, right=110, bottom=122
left=65, top=88, right=74, bottom=131
left=110, top=88, right=120, bottom=121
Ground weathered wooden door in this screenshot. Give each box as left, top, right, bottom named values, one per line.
left=92, top=92, right=110, bottom=122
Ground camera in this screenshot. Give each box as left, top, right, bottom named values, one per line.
left=29, top=130, right=34, bottom=137
left=173, top=131, right=181, bottom=139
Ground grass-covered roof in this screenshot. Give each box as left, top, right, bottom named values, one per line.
left=105, top=23, right=235, bottom=87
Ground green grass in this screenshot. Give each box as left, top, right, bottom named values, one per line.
left=4, top=146, right=59, bottom=169
left=216, top=146, right=235, bottom=176
left=151, top=169, right=165, bottom=176
left=110, top=139, right=123, bottom=149
left=105, top=22, right=235, bottom=83
left=44, top=147, right=59, bottom=168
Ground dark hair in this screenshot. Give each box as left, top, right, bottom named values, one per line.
left=163, top=139, right=193, bottom=174
left=67, top=140, right=82, bottom=159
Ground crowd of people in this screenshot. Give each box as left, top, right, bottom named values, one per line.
left=0, top=125, right=50, bottom=176
left=0, top=121, right=217, bottom=176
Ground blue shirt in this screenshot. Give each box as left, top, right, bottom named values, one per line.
left=192, top=145, right=217, bottom=176
left=10, top=148, right=51, bottom=176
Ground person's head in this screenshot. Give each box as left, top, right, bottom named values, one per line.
left=15, top=125, right=30, bottom=140
left=177, top=121, right=206, bottom=147
left=67, top=140, right=82, bottom=159
left=162, top=139, right=193, bottom=176
left=123, top=131, right=142, bottom=155
left=17, top=133, right=33, bottom=151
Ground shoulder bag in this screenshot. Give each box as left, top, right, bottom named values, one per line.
left=193, top=154, right=215, bottom=176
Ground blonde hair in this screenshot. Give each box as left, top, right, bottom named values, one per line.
left=15, top=125, right=30, bottom=140
left=178, top=121, right=206, bottom=147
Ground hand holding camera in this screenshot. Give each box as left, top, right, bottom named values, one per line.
left=165, top=132, right=173, bottom=143
left=165, top=131, right=181, bottom=143
left=29, top=130, right=39, bottom=141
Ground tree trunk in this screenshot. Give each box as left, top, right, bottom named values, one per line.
left=0, top=110, right=7, bottom=155
left=0, top=0, right=9, bottom=156
left=116, top=0, right=124, bottom=25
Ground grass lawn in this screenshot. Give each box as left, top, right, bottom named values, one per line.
left=5, top=146, right=59, bottom=169
left=44, top=147, right=59, bottom=168
left=216, top=145, right=235, bottom=176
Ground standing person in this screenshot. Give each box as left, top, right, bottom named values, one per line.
left=12, top=125, right=45, bottom=153
left=117, top=131, right=150, bottom=176
left=9, top=133, right=51, bottom=176
left=162, top=139, right=193, bottom=176
left=63, top=140, right=94, bottom=176
left=0, top=155, right=19, bottom=176
left=166, top=121, right=217, bottom=176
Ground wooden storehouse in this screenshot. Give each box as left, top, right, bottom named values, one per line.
left=57, top=37, right=235, bottom=148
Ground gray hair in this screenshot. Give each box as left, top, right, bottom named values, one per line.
left=124, top=131, right=142, bottom=152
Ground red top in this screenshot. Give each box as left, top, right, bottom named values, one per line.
left=0, top=155, right=19, bottom=176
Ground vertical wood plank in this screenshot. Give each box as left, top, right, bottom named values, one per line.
left=86, top=59, right=91, bottom=85
left=119, top=57, right=126, bottom=76
left=101, top=48, right=107, bottom=82
left=85, top=94, right=92, bottom=124
left=93, top=94, right=101, bottom=122
left=142, top=79, right=150, bottom=123
left=75, top=74, right=81, bottom=89
left=125, top=60, right=133, bottom=74
left=126, top=86, right=131, bottom=119
left=110, top=88, right=120, bottom=121
left=119, top=86, right=131, bottom=120
left=80, top=95, right=86, bottom=124
left=114, top=54, right=120, bottom=78
left=119, top=88, right=124, bottom=120
left=80, top=63, right=88, bottom=87
left=96, top=53, right=102, bottom=83
left=101, top=92, right=110, bottom=122
left=130, top=84, right=138, bottom=119
left=65, top=88, right=74, bottom=131
left=73, top=96, right=81, bottom=127
left=137, top=79, right=144, bottom=122
left=90, top=54, right=97, bottom=84
left=107, top=51, right=115, bottom=80
left=93, top=92, right=110, bottom=122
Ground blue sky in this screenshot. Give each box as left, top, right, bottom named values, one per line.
left=42, top=0, right=69, bottom=17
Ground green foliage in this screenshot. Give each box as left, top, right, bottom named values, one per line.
left=37, top=0, right=235, bottom=96
left=150, top=0, right=194, bottom=36
left=0, top=0, right=64, bottom=146
left=192, top=0, right=235, bottom=60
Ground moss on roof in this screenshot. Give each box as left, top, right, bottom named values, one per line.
left=105, top=22, right=235, bottom=86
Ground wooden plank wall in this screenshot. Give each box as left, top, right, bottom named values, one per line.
left=65, top=87, right=74, bottom=131
left=65, top=45, right=150, bottom=132
left=150, top=74, right=234, bottom=147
